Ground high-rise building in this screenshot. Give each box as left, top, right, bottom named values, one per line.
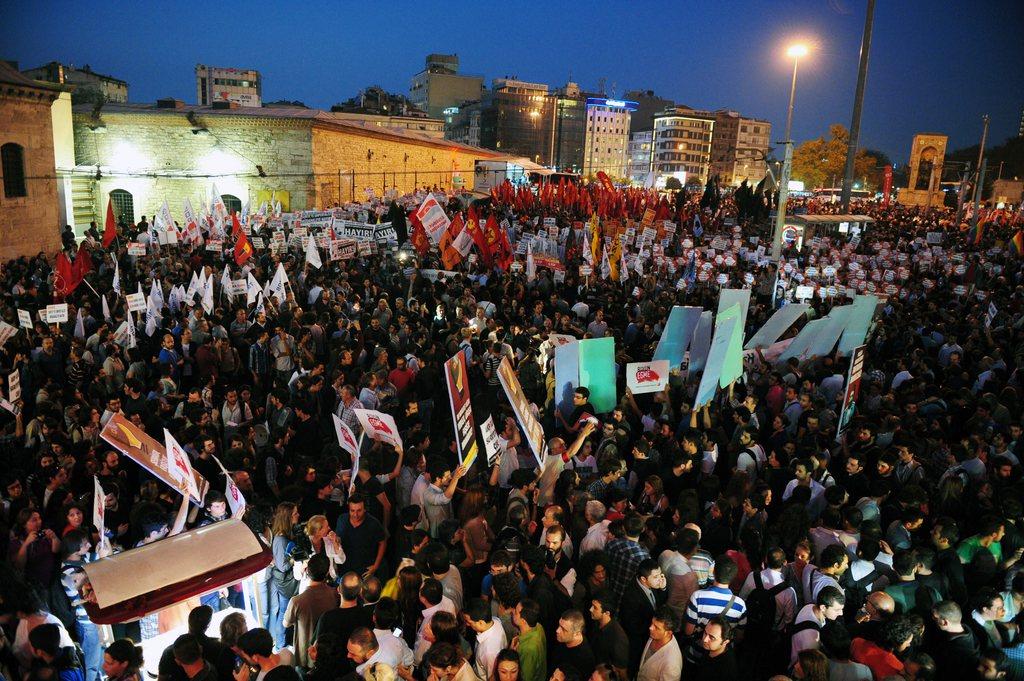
left=21, top=61, right=128, bottom=104
left=627, top=130, right=654, bottom=184
left=480, top=78, right=554, bottom=164
left=652, top=106, right=715, bottom=185
left=710, top=110, right=771, bottom=186
left=623, top=89, right=675, bottom=132
left=582, top=97, right=636, bottom=178
left=549, top=82, right=588, bottom=173
left=195, top=65, right=261, bottom=107
left=409, top=54, right=484, bottom=119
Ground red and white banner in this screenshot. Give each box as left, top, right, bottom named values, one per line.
left=211, top=454, right=246, bottom=517
left=626, top=360, right=670, bottom=395
left=332, top=413, right=361, bottom=458
left=164, top=428, right=201, bottom=502
left=445, top=351, right=479, bottom=467
left=415, top=193, right=451, bottom=244
left=93, top=476, right=111, bottom=558
left=354, top=409, right=403, bottom=452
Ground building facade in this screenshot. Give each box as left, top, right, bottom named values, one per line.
left=623, top=89, right=675, bottom=132
left=479, top=78, right=554, bottom=164
left=549, top=83, right=587, bottom=173
left=409, top=54, right=484, bottom=119
left=0, top=62, right=64, bottom=258
left=196, top=65, right=261, bottom=107
left=582, top=97, right=635, bottom=179
left=627, top=130, right=654, bottom=184
left=21, top=61, right=128, bottom=104
left=652, top=107, right=715, bottom=184
left=70, top=101, right=499, bottom=229
left=710, top=110, right=771, bottom=186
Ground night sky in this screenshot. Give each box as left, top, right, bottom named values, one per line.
left=4, top=0, right=1022, bottom=162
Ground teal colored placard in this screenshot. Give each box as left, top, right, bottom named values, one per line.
left=578, top=337, right=617, bottom=413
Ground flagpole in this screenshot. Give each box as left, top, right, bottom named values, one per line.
left=81, top=278, right=102, bottom=301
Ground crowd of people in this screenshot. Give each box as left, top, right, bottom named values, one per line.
left=1, top=176, right=1024, bottom=681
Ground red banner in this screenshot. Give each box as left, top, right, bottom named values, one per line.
left=882, top=165, right=893, bottom=208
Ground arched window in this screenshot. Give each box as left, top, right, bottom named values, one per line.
left=1, top=143, right=27, bottom=198
left=222, top=194, right=242, bottom=216
left=109, top=189, right=135, bottom=226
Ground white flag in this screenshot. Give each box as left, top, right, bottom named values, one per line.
left=305, top=234, right=323, bottom=269
left=164, top=428, right=201, bottom=501
left=600, top=249, right=611, bottom=280
left=74, top=307, right=86, bottom=340
left=269, top=262, right=288, bottom=303
left=145, top=294, right=160, bottom=336
left=246, top=273, right=262, bottom=306
left=220, top=266, right=233, bottom=299
left=185, top=271, right=199, bottom=305
left=210, top=454, right=246, bottom=517
left=526, top=243, right=536, bottom=282
left=101, top=294, right=111, bottom=322
left=332, top=414, right=360, bottom=457
left=125, top=308, right=137, bottom=349
left=201, top=272, right=214, bottom=314
left=149, top=278, right=164, bottom=310
left=112, top=259, right=121, bottom=295
left=93, top=477, right=111, bottom=559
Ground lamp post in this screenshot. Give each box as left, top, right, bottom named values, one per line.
left=772, top=43, right=808, bottom=261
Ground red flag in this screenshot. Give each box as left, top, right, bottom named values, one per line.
left=231, top=212, right=243, bottom=237
left=54, top=252, right=78, bottom=298
left=409, top=212, right=431, bottom=257
left=465, top=207, right=490, bottom=264
left=103, top=198, right=117, bottom=248
left=234, top=234, right=253, bottom=266
left=73, top=243, right=94, bottom=282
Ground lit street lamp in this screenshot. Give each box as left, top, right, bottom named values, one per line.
left=772, top=43, right=808, bottom=261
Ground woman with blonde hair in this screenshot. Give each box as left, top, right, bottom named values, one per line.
left=269, top=501, right=300, bottom=649
left=303, top=514, right=345, bottom=585
left=217, top=612, right=248, bottom=676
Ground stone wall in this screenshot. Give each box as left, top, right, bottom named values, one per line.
left=72, top=111, right=315, bottom=227
left=311, top=125, right=494, bottom=206
left=0, top=92, right=63, bottom=259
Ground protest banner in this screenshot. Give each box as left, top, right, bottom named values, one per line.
left=480, top=416, right=503, bottom=468
left=805, top=304, right=853, bottom=358
left=578, top=337, right=616, bottom=413
left=125, top=293, right=146, bottom=313
left=93, top=477, right=111, bottom=558
left=445, top=351, right=479, bottom=468
left=354, top=409, right=403, bottom=451
left=165, top=429, right=202, bottom=502
left=687, top=311, right=714, bottom=374
left=100, top=413, right=209, bottom=504
left=744, top=303, right=810, bottom=350
left=717, top=288, right=751, bottom=336
left=652, top=306, right=702, bottom=369
left=0, top=322, right=17, bottom=348
left=415, top=194, right=451, bottom=243
left=8, top=369, right=20, bottom=403
left=694, top=307, right=740, bottom=408
left=836, top=345, right=867, bottom=440
left=837, top=295, right=879, bottom=356
left=626, top=360, right=670, bottom=395
left=553, top=341, right=580, bottom=418
left=18, top=309, right=33, bottom=329
left=331, top=413, right=360, bottom=458
left=496, top=357, right=546, bottom=466
left=45, top=304, right=69, bottom=323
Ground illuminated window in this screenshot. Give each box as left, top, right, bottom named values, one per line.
left=222, top=194, right=242, bottom=215
left=1, top=143, right=26, bottom=197
left=109, top=189, right=135, bottom=225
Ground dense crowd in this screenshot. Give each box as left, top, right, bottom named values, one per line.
left=1, top=179, right=1024, bottom=681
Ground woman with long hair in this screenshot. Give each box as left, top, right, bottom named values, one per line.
left=102, top=639, right=144, bottom=681
left=305, top=632, right=348, bottom=681
left=8, top=508, right=60, bottom=586
left=491, top=649, right=522, bottom=681
left=217, top=611, right=248, bottom=681
left=458, top=485, right=494, bottom=596
left=395, top=565, right=423, bottom=649
left=636, top=475, right=668, bottom=516
left=268, top=501, right=300, bottom=649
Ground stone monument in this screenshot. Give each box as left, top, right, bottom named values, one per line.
left=898, top=133, right=948, bottom=207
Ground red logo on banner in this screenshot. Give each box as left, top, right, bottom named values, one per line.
left=635, top=367, right=661, bottom=383
left=368, top=415, right=392, bottom=434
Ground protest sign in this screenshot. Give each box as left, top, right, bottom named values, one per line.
left=626, top=360, right=670, bottom=395
left=652, top=306, right=702, bottom=369
left=836, top=345, right=867, bottom=440
left=496, top=357, right=546, bottom=466
left=445, top=351, right=480, bottom=468
left=125, top=293, right=146, bottom=312
left=415, top=194, right=451, bottom=243
left=578, top=337, right=616, bottom=413
left=100, top=413, right=209, bottom=504
left=17, top=309, right=33, bottom=329
left=8, top=369, right=20, bottom=403
left=744, top=304, right=810, bottom=350
left=354, top=409, right=403, bottom=451
left=45, top=304, right=69, bottom=323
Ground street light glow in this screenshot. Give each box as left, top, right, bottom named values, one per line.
left=787, top=44, right=809, bottom=58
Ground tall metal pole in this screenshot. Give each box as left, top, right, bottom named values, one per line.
left=840, top=0, right=875, bottom=212
left=772, top=57, right=800, bottom=261
left=970, top=115, right=990, bottom=229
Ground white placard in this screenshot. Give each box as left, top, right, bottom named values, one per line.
left=45, top=304, right=69, bottom=323
left=480, top=416, right=503, bottom=468
left=125, top=293, right=146, bottom=313
left=17, top=309, right=33, bottom=329
left=626, top=360, right=670, bottom=395
left=8, top=369, right=20, bottom=403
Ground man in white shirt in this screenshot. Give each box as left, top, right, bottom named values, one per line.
left=658, top=528, right=701, bottom=618
left=783, top=458, right=826, bottom=506
left=637, top=606, right=683, bottom=681
left=738, top=547, right=797, bottom=631
left=790, top=586, right=845, bottom=666
left=414, top=579, right=457, bottom=664
left=361, top=599, right=414, bottom=675
left=463, top=598, right=507, bottom=679
left=580, top=500, right=610, bottom=553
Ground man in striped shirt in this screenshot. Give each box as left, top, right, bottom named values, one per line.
left=684, top=557, right=747, bottom=637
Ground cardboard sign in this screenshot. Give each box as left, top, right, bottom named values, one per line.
left=331, top=413, right=360, bottom=458
left=100, top=413, right=209, bottom=504
left=127, top=243, right=147, bottom=256
left=836, top=345, right=866, bottom=440
left=354, top=409, right=403, bottom=451
left=8, top=369, right=21, bottom=403
left=496, top=357, right=546, bottom=467
left=17, top=309, right=33, bottom=329
left=626, top=360, right=670, bottom=395
left=165, top=429, right=201, bottom=502
left=445, top=351, right=479, bottom=468
left=125, top=293, right=146, bottom=313
left=480, top=416, right=503, bottom=468
left=45, top=304, right=69, bottom=323
left=0, top=322, right=17, bottom=348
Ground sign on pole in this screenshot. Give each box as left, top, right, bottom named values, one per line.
left=496, top=357, right=546, bottom=466
left=445, top=352, right=479, bottom=468
left=354, top=409, right=403, bottom=451
left=836, top=345, right=867, bottom=440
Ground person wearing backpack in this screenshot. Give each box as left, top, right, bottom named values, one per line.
left=27, top=623, right=85, bottom=681
left=790, top=585, right=846, bottom=667
left=841, top=538, right=888, bottom=622
left=739, top=547, right=798, bottom=678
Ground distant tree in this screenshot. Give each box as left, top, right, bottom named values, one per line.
left=264, top=99, right=309, bottom=108
left=664, top=177, right=683, bottom=191
left=792, top=124, right=876, bottom=190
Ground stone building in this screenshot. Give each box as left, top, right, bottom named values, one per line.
left=0, top=61, right=65, bottom=258
left=70, top=99, right=499, bottom=230
left=22, top=61, right=128, bottom=104
left=710, top=110, right=771, bottom=187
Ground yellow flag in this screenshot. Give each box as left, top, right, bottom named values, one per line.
left=590, top=213, right=601, bottom=265
left=609, top=237, right=621, bottom=281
